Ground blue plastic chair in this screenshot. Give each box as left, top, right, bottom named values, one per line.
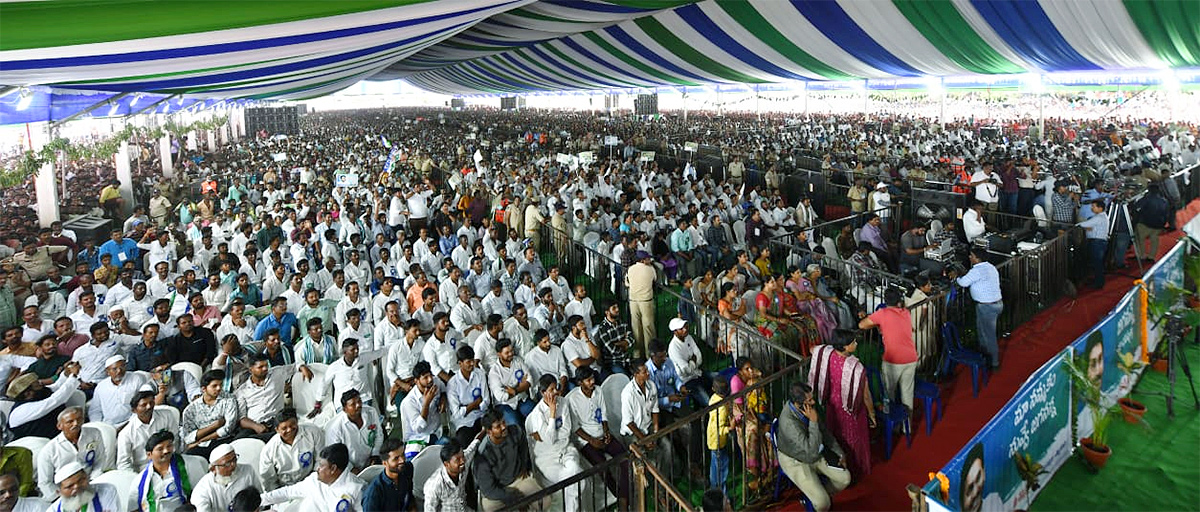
left=914, top=379, right=944, bottom=436
left=939, top=322, right=990, bottom=397
left=881, top=402, right=912, bottom=459
left=770, top=419, right=816, bottom=512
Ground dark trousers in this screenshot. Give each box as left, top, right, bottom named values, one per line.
left=1000, top=190, right=1019, bottom=214
left=454, top=418, right=483, bottom=448
left=1017, top=188, right=1036, bottom=216
left=1086, top=238, right=1107, bottom=289
left=579, top=437, right=631, bottom=503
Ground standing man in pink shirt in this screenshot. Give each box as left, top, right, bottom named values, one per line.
left=858, top=288, right=917, bottom=417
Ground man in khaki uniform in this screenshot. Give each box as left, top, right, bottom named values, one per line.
left=625, top=252, right=656, bottom=356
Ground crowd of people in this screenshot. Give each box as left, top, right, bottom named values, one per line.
left=0, top=101, right=1194, bottom=512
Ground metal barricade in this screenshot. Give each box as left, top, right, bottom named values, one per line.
left=767, top=234, right=914, bottom=315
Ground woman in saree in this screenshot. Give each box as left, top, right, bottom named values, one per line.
left=717, top=282, right=748, bottom=355
left=692, top=269, right=720, bottom=346
left=786, top=265, right=838, bottom=342
left=730, top=356, right=776, bottom=492
left=754, top=275, right=800, bottom=351
left=808, top=330, right=877, bottom=478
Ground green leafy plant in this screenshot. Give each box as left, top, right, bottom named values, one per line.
left=1116, top=351, right=1144, bottom=376
left=1013, top=450, right=1049, bottom=508
left=1061, top=352, right=1122, bottom=449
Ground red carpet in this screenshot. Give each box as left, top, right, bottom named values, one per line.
left=769, top=202, right=1199, bottom=511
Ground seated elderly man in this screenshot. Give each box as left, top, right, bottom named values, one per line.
left=191, top=444, right=263, bottom=512
left=88, top=354, right=155, bottom=425
left=44, top=462, right=121, bottom=512
left=36, top=407, right=109, bottom=500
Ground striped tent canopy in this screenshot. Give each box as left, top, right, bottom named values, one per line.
left=1, top=0, right=1197, bottom=100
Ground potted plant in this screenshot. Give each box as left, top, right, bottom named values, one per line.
left=1115, top=352, right=1148, bottom=423
left=1061, top=352, right=1122, bottom=470
left=1012, top=451, right=1048, bottom=511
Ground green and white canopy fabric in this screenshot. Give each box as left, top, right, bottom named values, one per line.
left=1, top=0, right=1197, bottom=99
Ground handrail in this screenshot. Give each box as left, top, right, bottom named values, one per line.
left=654, top=283, right=805, bottom=362
left=497, top=452, right=634, bottom=512
left=631, top=362, right=803, bottom=448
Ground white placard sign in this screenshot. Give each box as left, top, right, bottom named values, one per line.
left=639, top=151, right=655, bottom=162
left=335, top=173, right=359, bottom=187
left=684, top=142, right=699, bottom=152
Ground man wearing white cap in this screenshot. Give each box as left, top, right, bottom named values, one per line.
left=44, top=462, right=121, bottom=512
left=88, top=354, right=154, bottom=425
left=667, top=318, right=709, bottom=406
left=191, top=444, right=262, bottom=512
left=36, top=407, right=108, bottom=499
left=72, top=322, right=139, bottom=388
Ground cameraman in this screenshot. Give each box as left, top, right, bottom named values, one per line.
left=1078, top=180, right=1113, bottom=221
left=970, top=161, right=1002, bottom=211
left=1134, top=182, right=1171, bottom=264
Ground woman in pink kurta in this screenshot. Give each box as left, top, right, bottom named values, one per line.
left=808, top=332, right=877, bottom=477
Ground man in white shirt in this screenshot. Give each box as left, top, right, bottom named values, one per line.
left=566, top=367, right=630, bottom=508
left=324, top=389, right=384, bottom=474
left=488, top=339, right=534, bottom=428
left=561, top=315, right=601, bottom=380
left=313, top=338, right=372, bottom=414
left=423, top=312, right=462, bottom=384
left=667, top=318, right=709, bottom=406
left=536, top=266, right=570, bottom=307
left=525, top=375, right=583, bottom=512
left=255, top=411, right=321, bottom=490
left=36, top=407, right=108, bottom=499
left=481, top=279, right=515, bottom=319
left=971, top=163, right=1002, bottom=210
left=471, top=315, right=504, bottom=372
left=235, top=353, right=300, bottom=439
left=503, top=304, right=541, bottom=357
left=0, top=471, right=47, bottom=512
left=963, top=201, right=988, bottom=243
left=88, top=355, right=153, bottom=425
left=563, top=285, right=595, bottom=332
left=191, top=444, right=262, bottom=512
left=620, top=359, right=673, bottom=472
left=116, top=389, right=178, bottom=472
left=524, top=328, right=569, bottom=395
left=447, top=345, right=491, bottom=446
left=399, top=361, right=447, bottom=459
left=260, top=443, right=365, bottom=512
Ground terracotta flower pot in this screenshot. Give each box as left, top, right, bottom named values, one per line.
left=1080, top=438, right=1112, bottom=470
left=1152, top=359, right=1169, bottom=373
left=1118, top=397, right=1147, bottom=424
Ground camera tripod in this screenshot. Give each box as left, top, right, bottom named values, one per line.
left=1150, top=312, right=1200, bottom=417
left=1105, top=199, right=1146, bottom=275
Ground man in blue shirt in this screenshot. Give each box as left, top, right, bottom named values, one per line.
left=951, top=249, right=1003, bottom=369
left=1078, top=200, right=1110, bottom=289
left=254, top=297, right=299, bottom=346
left=98, top=229, right=139, bottom=269
left=647, top=340, right=695, bottom=478
left=361, top=437, right=414, bottom=512
left=1078, top=180, right=1113, bottom=221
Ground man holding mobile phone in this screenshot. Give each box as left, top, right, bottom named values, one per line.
left=775, top=382, right=851, bottom=512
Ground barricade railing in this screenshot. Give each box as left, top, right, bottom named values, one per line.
left=1169, top=163, right=1200, bottom=207
left=767, top=233, right=914, bottom=315
left=633, top=361, right=805, bottom=510
left=655, top=284, right=804, bottom=375
left=498, top=451, right=640, bottom=512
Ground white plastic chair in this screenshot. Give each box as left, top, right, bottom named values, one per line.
left=92, top=469, right=137, bottom=512
left=229, top=438, right=266, bottom=474
left=154, top=405, right=181, bottom=432
left=1032, top=204, right=1050, bottom=228
left=291, top=363, right=329, bottom=417
left=170, top=362, right=203, bottom=387
left=599, top=374, right=629, bottom=432
left=411, top=445, right=444, bottom=501
left=357, top=464, right=385, bottom=484
left=183, top=454, right=209, bottom=483
left=0, top=400, right=13, bottom=421
left=66, top=390, right=87, bottom=411
left=82, top=422, right=117, bottom=471
left=9, top=436, right=48, bottom=477
left=732, top=219, right=747, bottom=249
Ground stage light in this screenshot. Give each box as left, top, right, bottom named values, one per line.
left=1160, top=70, right=1181, bottom=92
left=15, top=89, right=34, bottom=111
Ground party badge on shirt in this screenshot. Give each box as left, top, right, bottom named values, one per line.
left=299, top=451, right=313, bottom=468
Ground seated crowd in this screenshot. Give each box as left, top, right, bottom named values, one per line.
left=0, top=106, right=1194, bottom=512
